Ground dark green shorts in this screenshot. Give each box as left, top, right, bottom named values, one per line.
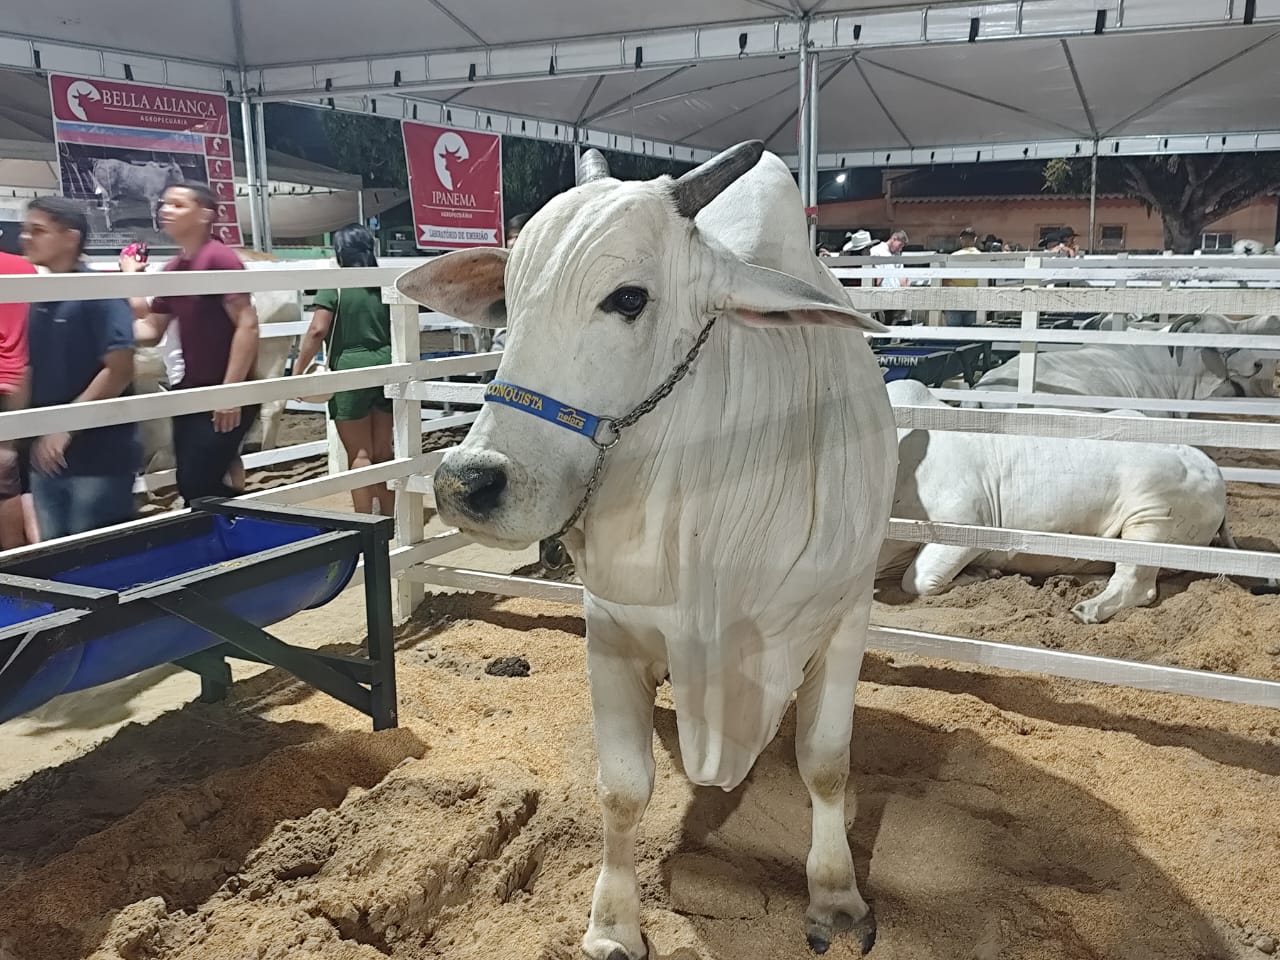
left=329, top=386, right=393, bottom=422
left=329, top=350, right=393, bottom=421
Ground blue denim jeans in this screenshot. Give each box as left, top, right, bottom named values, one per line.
left=30, top=472, right=136, bottom=540
left=944, top=310, right=978, bottom=327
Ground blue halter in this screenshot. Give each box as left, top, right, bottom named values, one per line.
left=480, top=312, right=719, bottom=542
left=483, top=380, right=617, bottom=448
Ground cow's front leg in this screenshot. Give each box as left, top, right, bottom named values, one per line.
left=795, top=593, right=877, bottom=956
left=583, top=624, right=658, bottom=960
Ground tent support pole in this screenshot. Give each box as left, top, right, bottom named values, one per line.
left=796, top=24, right=810, bottom=216
left=807, top=47, right=820, bottom=250
left=1088, top=146, right=1098, bottom=254
left=254, top=100, right=273, bottom=251
left=239, top=95, right=263, bottom=251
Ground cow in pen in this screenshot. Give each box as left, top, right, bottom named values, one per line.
left=880, top=379, right=1235, bottom=623
left=972, top=313, right=1280, bottom=412
left=396, top=142, right=897, bottom=959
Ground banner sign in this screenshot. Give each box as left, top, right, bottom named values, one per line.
left=402, top=120, right=503, bottom=249
left=48, top=73, right=243, bottom=249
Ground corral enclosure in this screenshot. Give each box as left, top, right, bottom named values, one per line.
left=4, top=0, right=1280, bottom=954
left=1, top=251, right=1278, bottom=960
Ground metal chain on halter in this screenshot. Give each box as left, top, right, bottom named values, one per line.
left=547, top=312, right=719, bottom=544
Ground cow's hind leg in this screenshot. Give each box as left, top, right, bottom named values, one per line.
left=1071, top=518, right=1175, bottom=623
left=1071, top=563, right=1159, bottom=624
left=582, top=617, right=658, bottom=960
left=796, top=586, right=876, bottom=955
left=901, top=543, right=984, bottom=597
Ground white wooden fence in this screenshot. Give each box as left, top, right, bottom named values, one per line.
left=1, top=255, right=1278, bottom=713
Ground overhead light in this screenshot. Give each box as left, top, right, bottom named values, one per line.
left=835, top=173, right=847, bottom=183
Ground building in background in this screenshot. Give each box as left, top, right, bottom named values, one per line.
left=817, top=163, right=1279, bottom=254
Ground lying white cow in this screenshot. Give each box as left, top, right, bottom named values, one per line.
left=973, top=313, right=1280, bottom=412
left=880, top=380, right=1230, bottom=623
left=397, top=144, right=897, bottom=958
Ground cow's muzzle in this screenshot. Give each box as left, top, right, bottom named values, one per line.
left=434, top=452, right=509, bottom=522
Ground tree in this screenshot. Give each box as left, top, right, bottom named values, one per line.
left=319, top=111, right=408, bottom=189
left=1043, top=154, right=1280, bottom=252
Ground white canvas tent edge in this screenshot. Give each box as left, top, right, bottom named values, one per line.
left=3, top=0, right=1280, bottom=166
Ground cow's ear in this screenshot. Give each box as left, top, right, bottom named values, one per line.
left=713, top=259, right=885, bottom=333
left=396, top=248, right=508, bottom=328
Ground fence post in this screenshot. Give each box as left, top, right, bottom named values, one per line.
left=1115, top=252, right=1129, bottom=330
left=390, top=300, right=425, bottom=622
left=1016, top=255, right=1041, bottom=399
left=928, top=255, right=943, bottom=327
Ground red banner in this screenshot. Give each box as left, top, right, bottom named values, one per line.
left=48, top=73, right=242, bottom=249
left=402, top=121, right=503, bottom=249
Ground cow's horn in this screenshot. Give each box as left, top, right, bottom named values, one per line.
left=576, top=148, right=611, bottom=186
left=1167, top=314, right=1201, bottom=363
left=670, top=140, right=766, bottom=219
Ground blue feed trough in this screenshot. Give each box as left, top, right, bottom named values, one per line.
left=873, top=340, right=995, bottom=388
left=0, top=499, right=397, bottom=728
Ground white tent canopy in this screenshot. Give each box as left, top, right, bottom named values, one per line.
left=4, top=0, right=1280, bottom=167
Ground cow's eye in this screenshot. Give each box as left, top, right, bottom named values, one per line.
left=602, top=286, right=649, bottom=319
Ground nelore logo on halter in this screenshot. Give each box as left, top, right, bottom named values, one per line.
left=484, top=381, right=603, bottom=440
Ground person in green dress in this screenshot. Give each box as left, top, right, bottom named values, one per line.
left=292, top=224, right=394, bottom=516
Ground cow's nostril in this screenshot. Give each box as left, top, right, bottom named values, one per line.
left=461, top=466, right=507, bottom=516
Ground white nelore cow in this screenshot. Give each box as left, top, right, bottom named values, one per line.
left=972, top=313, right=1280, bottom=412
left=396, top=143, right=897, bottom=958
left=880, top=380, right=1231, bottom=623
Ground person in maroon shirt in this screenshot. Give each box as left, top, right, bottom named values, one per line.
left=122, top=183, right=260, bottom=505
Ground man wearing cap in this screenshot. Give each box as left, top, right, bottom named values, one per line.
left=943, top=227, right=982, bottom=327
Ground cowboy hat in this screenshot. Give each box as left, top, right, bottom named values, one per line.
left=842, top=229, right=873, bottom=253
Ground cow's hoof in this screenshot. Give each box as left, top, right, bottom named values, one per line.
left=807, top=903, right=876, bottom=956
left=581, top=931, right=650, bottom=960
left=1070, top=601, right=1102, bottom=625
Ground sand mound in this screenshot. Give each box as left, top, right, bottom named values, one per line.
left=1, top=593, right=1277, bottom=960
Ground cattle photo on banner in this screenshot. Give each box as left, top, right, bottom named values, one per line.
left=47, top=73, right=243, bottom=250
left=402, top=121, right=503, bottom=249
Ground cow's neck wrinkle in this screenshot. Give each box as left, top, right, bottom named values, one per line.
left=573, top=323, right=845, bottom=609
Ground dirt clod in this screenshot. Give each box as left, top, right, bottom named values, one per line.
left=485, top=656, right=532, bottom=678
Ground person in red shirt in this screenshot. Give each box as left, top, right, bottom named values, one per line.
left=122, top=183, right=260, bottom=505
left=0, top=246, right=34, bottom=548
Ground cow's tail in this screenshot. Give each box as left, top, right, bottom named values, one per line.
left=1216, top=518, right=1280, bottom=594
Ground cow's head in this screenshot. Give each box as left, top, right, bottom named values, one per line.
left=397, top=141, right=881, bottom=550
left=441, top=146, right=467, bottom=181
left=1169, top=314, right=1280, bottom=398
